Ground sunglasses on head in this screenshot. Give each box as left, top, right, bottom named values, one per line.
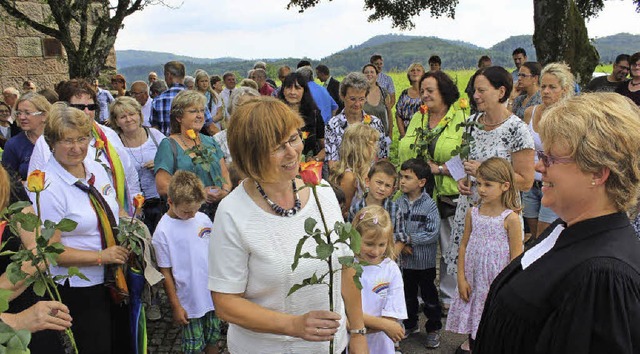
left=69, top=103, right=98, bottom=111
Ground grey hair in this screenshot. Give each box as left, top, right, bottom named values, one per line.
left=253, top=61, right=267, bottom=70
left=150, top=80, right=168, bottom=96
left=339, top=72, right=370, bottom=97
left=296, top=66, right=314, bottom=81
left=184, top=76, right=195, bottom=88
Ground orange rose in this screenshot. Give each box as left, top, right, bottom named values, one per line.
left=185, top=129, right=197, bottom=140
left=133, top=194, right=145, bottom=211
left=363, top=115, right=372, bottom=124
left=0, top=221, right=6, bottom=244
left=27, top=170, right=45, bottom=193
left=459, top=98, right=469, bottom=110
left=301, top=131, right=310, bottom=140
left=419, top=105, right=429, bottom=115
left=299, top=160, right=323, bottom=186
left=94, top=139, right=105, bottom=150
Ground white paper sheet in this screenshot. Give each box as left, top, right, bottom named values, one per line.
left=445, top=155, right=466, bottom=181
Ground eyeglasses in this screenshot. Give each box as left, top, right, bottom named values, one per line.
left=58, top=136, right=91, bottom=147
left=272, top=133, right=303, bottom=156
left=13, top=110, right=43, bottom=118
left=517, top=73, right=533, bottom=78
left=536, top=150, right=574, bottom=168
left=631, top=63, right=640, bottom=69
left=0, top=110, right=10, bottom=116
left=69, top=103, right=98, bottom=111
left=185, top=108, right=206, bottom=115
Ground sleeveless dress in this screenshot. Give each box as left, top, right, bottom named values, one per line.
left=445, top=207, right=513, bottom=338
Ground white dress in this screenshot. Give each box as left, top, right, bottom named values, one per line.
left=208, top=180, right=350, bottom=353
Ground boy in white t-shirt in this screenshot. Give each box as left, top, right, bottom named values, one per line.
left=152, top=171, right=220, bottom=354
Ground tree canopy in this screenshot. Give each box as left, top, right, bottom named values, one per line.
left=0, top=0, right=168, bottom=78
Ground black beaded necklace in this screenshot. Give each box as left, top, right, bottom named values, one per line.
left=255, top=180, right=301, bottom=217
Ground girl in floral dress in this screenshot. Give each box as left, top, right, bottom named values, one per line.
left=446, top=157, right=524, bottom=353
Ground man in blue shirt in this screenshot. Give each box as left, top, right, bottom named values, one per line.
left=151, top=61, right=214, bottom=135
left=296, top=66, right=337, bottom=123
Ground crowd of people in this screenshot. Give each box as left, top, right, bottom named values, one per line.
left=0, top=49, right=638, bottom=354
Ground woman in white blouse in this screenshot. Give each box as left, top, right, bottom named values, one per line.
left=209, top=97, right=368, bottom=354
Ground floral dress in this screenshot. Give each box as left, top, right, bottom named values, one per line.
left=444, top=114, right=534, bottom=275
left=324, top=110, right=389, bottom=161
left=446, top=207, right=513, bottom=338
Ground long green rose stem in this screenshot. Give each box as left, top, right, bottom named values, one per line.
left=311, top=186, right=334, bottom=354
left=34, top=191, right=79, bottom=354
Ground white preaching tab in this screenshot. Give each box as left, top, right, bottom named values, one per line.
left=445, top=155, right=466, bottom=181
left=521, top=224, right=565, bottom=270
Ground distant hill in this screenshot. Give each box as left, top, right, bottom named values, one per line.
left=117, top=33, right=639, bottom=83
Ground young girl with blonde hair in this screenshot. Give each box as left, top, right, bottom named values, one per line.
left=446, top=157, right=524, bottom=353
left=352, top=205, right=407, bottom=353
left=328, top=123, right=379, bottom=212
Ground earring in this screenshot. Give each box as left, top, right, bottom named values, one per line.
left=591, top=180, right=596, bottom=186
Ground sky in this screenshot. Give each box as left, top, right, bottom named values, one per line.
left=115, top=0, right=640, bottom=60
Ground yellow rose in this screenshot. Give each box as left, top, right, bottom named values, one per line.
left=185, top=129, right=197, bottom=140
left=27, top=170, right=46, bottom=193
left=459, top=98, right=469, bottom=110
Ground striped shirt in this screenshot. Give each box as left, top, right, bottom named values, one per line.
left=348, top=194, right=398, bottom=226
left=394, top=191, right=440, bottom=269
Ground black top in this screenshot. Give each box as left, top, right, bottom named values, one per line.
left=0, top=169, right=29, bottom=278
left=615, top=80, right=640, bottom=106
left=475, top=212, right=640, bottom=354
left=301, top=109, right=325, bottom=157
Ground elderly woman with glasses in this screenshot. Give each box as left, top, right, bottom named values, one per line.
left=1, top=93, right=50, bottom=180
left=474, top=93, right=640, bottom=354
left=209, top=96, right=367, bottom=354
left=27, top=79, right=141, bottom=215
left=154, top=90, right=231, bottom=221
left=324, top=72, right=389, bottom=170
left=33, top=103, right=132, bottom=353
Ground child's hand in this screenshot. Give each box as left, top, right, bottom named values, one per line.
left=172, top=305, right=189, bottom=326
left=393, top=241, right=405, bottom=260
left=382, top=319, right=405, bottom=343
left=458, top=278, right=472, bottom=302
left=402, top=245, right=413, bottom=255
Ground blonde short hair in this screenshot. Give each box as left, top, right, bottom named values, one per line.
left=227, top=97, right=304, bottom=182
left=108, top=96, right=143, bottom=133
left=540, top=62, right=575, bottom=99
left=44, top=102, right=93, bottom=149
left=406, top=63, right=426, bottom=84
left=539, top=93, right=640, bottom=211
left=16, top=92, right=51, bottom=115
left=169, top=90, right=207, bottom=134
left=168, top=170, right=206, bottom=205
left=352, top=205, right=394, bottom=259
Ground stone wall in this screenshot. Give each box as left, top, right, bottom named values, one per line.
left=0, top=0, right=117, bottom=92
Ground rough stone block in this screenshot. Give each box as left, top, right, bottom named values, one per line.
left=16, top=37, right=42, bottom=57
left=27, top=58, right=67, bottom=75
left=0, top=58, right=27, bottom=77
left=15, top=2, right=44, bottom=23
left=0, top=38, right=18, bottom=57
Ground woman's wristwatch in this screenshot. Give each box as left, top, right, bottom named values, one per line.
left=438, top=165, right=444, bottom=175
left=349, top=327, right=367, bottom=335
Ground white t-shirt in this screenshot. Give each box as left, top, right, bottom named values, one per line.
left=33, top=158, right=120, bottom=287
left=360, top=257, right=407, bottom=353
left=141, top=97, right=153, bottom=127
left=120, top=127, right=165, bottom=199
left=28, top=124, right=141, bottom=212
left=208, top=180, right=350, bottom=354
left=152, top=212, right=214, bottom=319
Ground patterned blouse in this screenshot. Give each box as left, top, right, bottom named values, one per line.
left=325, top=111, right=389, bottom=161
left=395, top=89, right=422, bottom=129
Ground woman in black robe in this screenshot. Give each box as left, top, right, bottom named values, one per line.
left=474, top=93, right=640, bottom=354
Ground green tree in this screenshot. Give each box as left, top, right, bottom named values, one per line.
left=288, top=0, right=640, bottom=85
left=0, top=0, right=170, bottom=79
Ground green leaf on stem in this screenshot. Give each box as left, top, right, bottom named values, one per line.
left=291, top=235, right=309, bottom=271
left=41, top=227, right=55, bottom=241
left=304, top=218, right=317, bottom=235
left=0, top=289, right=12, bottom=313
left=315, top=243, right=334, bottom=260
left=11, top=213, right=38, bottom=232
left=56, top=218, right=78, bottom=232
left=6, top=262, right=26, bottom=285
left=349, top=229, right=362, bottom=254
left=33, top=279, right=46, bottom=297
left=68, top=267, right=89, bottom=281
